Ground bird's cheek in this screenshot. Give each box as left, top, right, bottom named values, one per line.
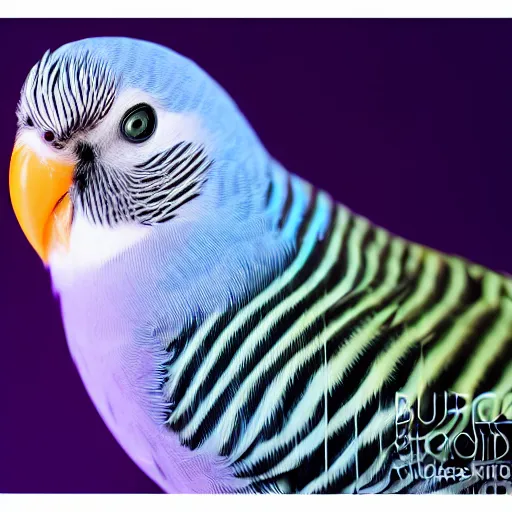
left=9, top=143, right=75, bottom=264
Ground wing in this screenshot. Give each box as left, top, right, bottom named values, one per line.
left=160, top=180, right=512, bottom=494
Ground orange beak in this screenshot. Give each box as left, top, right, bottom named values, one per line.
left=9, top=143, right=74, bottom=264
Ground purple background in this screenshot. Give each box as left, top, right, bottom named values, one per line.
left=1, top=19, right=512, bottom=493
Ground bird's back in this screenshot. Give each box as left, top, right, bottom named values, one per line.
left=163, top=170, right=512, bottom=494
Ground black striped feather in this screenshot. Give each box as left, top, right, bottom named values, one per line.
left=72, top=141, right=212, bottom=226
left=18, top=49, right=116, bottom=144
left=160, top=173, right=512, bottom=494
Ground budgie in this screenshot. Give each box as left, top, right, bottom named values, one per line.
left=8, top=37, right=512, bottom=495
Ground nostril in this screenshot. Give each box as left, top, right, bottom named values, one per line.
left=43, top=130, right=55, bottom=142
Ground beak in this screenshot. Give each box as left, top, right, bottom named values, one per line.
left=9, top=143, right=74, bottom=264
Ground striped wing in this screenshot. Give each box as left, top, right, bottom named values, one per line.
left=162, top=175, right=512, bottom=494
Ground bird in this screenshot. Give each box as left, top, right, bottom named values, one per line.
left=8, top=36, right=512, bottom=495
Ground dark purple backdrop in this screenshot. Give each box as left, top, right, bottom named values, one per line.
left=1, top=19, right=511, bottom=493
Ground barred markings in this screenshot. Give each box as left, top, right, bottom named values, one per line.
left=242, top=252, right=449, bottom=488
left=236, top=238, right=408, bottom=472
left=229, top=232, right=396, bottom=466
left=299, top=407, right=397, bottom=493
left=241, top=304, right=400, bottom=482
left=74, top=141, right=212, bottom=226
left=209, top=214, right=372, bottom=454
left=167, top=185, right=328, bottom=415
left=160, top=172, right=512, bottom=493
left=19, top=49, right=116, bottom=143
left=157, top=170, right=512, bottom=493
left=173, top=201, right=348, bottom=442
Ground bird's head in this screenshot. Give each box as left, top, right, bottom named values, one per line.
left=10, top=37, right=268, bottom=273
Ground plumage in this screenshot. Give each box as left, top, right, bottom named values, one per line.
left=10, top=36, right=512, bottom=494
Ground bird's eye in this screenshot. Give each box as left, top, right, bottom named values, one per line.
left=121, top=104, right=157, bottom=143
left=44, top=131, right=55, bottom=142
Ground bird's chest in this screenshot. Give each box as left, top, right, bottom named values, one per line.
left=58, top=283, right=243, bottom=493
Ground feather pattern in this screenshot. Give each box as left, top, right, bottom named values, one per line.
left=159, top=171, right=512, bottom=494
left=72, top=141, right=211, bottom=225
left=19, top=37, right=512, bottom=495
left=18, top=49, right=116, bottom=144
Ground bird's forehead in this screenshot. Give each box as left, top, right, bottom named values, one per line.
left=19, top=48, right=117, bottom=142
left=18, top=38, right=211, bottom=142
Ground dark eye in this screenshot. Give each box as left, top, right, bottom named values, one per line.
left=26, top=116, right=34, bottom=127
left=44, top=130, right=55, bottom=142
left=121, top=104, right=157, bottom=143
